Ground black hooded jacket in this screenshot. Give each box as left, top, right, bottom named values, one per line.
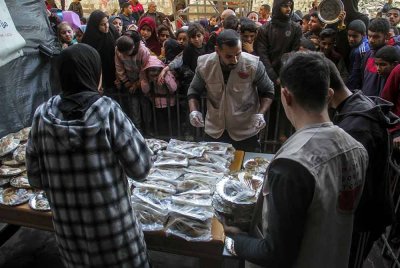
left=255, top=0, right=302, bottom=84
left=333, top=91, right=399, bottom=233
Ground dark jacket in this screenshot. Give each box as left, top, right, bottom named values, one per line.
left=333, top=90, right=399, bottom=233
left=255, top=0, right=302, bottom=84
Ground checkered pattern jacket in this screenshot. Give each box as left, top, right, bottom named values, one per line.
left=26, top=96, right=152, bottom=268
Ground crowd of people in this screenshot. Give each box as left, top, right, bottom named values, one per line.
left=27, top=0, right=400, bottom=267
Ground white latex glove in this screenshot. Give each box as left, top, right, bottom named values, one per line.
left=189, top=111, right=205, bottom=127
left=252, top=114, right=266, bottom=130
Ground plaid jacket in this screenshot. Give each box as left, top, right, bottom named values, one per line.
left=26, top=96, right=152, bottom=268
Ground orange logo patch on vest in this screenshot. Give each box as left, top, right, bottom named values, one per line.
left=238, top=71, right=250, bottom=79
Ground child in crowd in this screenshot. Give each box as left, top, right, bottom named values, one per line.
left=319, top=28, right=348, bottom=81
left=80, top=17, right=87, bottom=25
left=157, top=24, right=174, bottom=61
left=68, top=0, right=83, bottom=18
left=346, top=19, right=370, bottom=90
left=247, top=11, right=262, bottom=27
left=374, top=45, right=400, bottom=79
left=115, top=31, right=150, bottom=133
left=380, top=47, right=400, bottom=147
left=74, top=25, right=86, bottom=43
left=158, top=28, right=188, bottom=82
left=138, top=17, right=161, bottom=56
left=58, top=22, right=77, bottom=49
left=109, top=15, right=123, bottom=35
left=240, top=18, right=258, bottom=55
left=182, top=23, right=206, bottom=74
left=141, top=56, right=177, bottom=136
left=208, top=14, right=219, bottom=32
left=206, top=15, right=239, bottom=52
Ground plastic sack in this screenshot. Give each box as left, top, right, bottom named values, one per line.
left=167, top=139, right=206, bottom=158
left=132, top=180, right=177, bottom=194
left=146, top=168, right=184, bottom=185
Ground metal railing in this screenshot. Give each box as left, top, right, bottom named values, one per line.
left=108, top=89, right=292, bottom=154
left=381, top=159, right=400, bottom=267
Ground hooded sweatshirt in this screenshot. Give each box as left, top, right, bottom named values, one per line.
left=26, top=44, right=152, bottom=268
left=255, top=0, right=302, bottom=84
left=333, top=90, right=399, bottom=233
left=141, top=56, right=177, bottom=108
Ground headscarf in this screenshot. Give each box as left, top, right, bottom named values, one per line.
left=82, top=10, right=118, bottom=88
left=164, top=38, right=183, bottom=63
left=58, top=44, right=102, bottom=120
left=138, top=17, right=161, bottom=55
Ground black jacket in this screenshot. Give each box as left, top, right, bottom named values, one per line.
left=255, top=0, right=302, bottom=84
left=333, top=91, right=399, bottom=233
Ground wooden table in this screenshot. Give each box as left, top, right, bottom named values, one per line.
left=0, top=150, right=245, bottom=267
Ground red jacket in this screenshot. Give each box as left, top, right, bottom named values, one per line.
left=381, top=64, right=400, bottom=136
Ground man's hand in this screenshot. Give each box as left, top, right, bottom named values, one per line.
left=252, top=114, right=266, bottom=130
left=219, top=215, right=246, bottom=237
left=394, top=136, right=400, bottom=150
left=189, top=111, right=205, bottom=127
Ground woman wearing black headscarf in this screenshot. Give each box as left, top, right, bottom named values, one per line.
left=26, top=43, right=152, bottom=268
left=82, top=10, right=119, bottom=97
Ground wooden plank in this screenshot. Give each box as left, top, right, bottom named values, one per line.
left=0, top=150, right=245, bottom=258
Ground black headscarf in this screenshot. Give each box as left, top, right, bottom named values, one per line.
left=58, top=44, right=102, bottom=120
left=82, top=10, right=118, bottom=89
left=165, top=38, right=183, bottom=63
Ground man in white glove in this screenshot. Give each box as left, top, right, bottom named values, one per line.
left=252, top=114, right=266, bottom=130
left=189, top=111, right=205, bottom=127
left=187, top=29, right=274, bottom=152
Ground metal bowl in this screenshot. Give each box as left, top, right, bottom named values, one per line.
left=318, top=0, right=344, bottom=24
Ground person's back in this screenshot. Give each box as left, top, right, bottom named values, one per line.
left=26, top=44, right=152, bottom=268
left=275, top=122, right=367, bottom=267
left=224, top=52, right=368, bottom=268
left=328, top=58, right=398, bottom=267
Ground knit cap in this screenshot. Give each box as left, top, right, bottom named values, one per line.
left=348, top=19, right=366, bottom=35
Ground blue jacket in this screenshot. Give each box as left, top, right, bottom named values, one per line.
left=346, top=37, right=369, bottom=90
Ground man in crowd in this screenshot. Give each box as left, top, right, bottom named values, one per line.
left=328, top=58, right=398, bottom=268
left=223, top=52, right=368, bottom=267
left=387, top=6, right=400, bottom=29
left=129, top=0, right=144, bottom=22
left=119, top=2, right=136, bottom=31
left=361, top=18, right=392, bottom=96
left=187, top=30, right=274, bottom=152
left=346, top=19, right=370, bottom=90
left=140, top=1, right=166, bottom=26
left=258, top=4, right=271, bottom=25
left=255, top=0, right=302, bottom=88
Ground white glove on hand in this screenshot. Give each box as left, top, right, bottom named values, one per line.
left=189, top=111, right=205, bottom=127
left=252, top=114, right=266, bottom=130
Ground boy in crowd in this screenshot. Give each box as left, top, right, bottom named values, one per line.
left=328, top=58, right=398, bottom=268
left=302, top=14, right=310, bottom=34
left=346, top=19, right=370, bottom=90
left=305, top=12, right=325, bottom=38
left=319, top=28, right=348, bottom=82
left=361, top=18, right=393, bottom=96
left=258, top=4, right=271, bottom=25
left=119, top=2, right=136, bottom=31
left=239, top=18, right=258, bottom=55
left=375, top=45, right=400, bottom=78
